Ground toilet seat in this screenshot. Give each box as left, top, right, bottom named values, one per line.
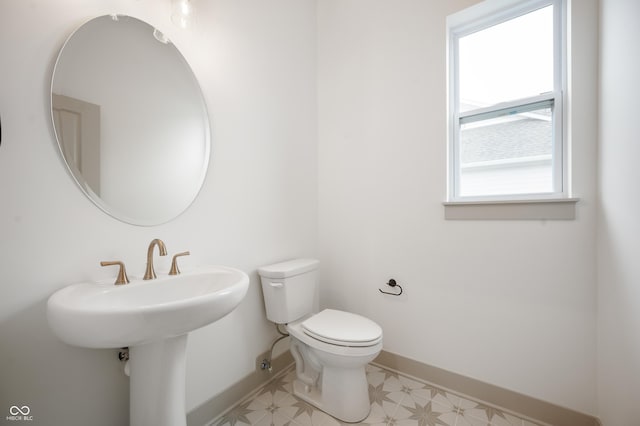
left=287, top=320, right=382, bottom=357
left=300, top=309, right=382, bottom=347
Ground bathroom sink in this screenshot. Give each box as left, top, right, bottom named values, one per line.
left=47, top=265, right=250, bottom=348
left=47, top=264, right=249, bottom=426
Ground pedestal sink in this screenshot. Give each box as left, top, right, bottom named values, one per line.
left=47, top=265, right=250, bottom=426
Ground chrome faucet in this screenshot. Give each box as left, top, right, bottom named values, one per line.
left=144, top=238, right=167, bottom=280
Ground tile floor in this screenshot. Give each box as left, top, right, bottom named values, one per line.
left=210, top=364, right=547, bottom=426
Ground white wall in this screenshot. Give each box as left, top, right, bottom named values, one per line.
left=597, top=0, right=640, bottom=424
left=317, top=0, right=598, bottom=414
left=0, top=0, right=317, bottom=425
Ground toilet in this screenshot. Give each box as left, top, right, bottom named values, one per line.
left=258, top=258, right=383, bottom=423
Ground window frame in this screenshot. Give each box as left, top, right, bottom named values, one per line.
left=447, top=0, right=566, bottom=203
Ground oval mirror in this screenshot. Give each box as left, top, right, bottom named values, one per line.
left=51, top=15, right=210, bottom=226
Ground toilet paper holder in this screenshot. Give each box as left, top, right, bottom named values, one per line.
left=379, top=278, right=403, bottom=296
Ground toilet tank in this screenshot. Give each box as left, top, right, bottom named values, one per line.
left=258, top=258, right=319, bottom=324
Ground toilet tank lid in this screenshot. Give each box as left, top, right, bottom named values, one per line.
left=258, top=258, right=319, bottom=279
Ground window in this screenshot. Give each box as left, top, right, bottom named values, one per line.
left=447, top=0, right=565, bottom=202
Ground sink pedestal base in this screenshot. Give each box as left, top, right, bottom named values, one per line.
left=129, top=335, right=188, bottom=426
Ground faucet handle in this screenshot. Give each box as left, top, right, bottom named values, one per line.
left=100, top=260, right=130, bottom=285
left=169, top=251, right=190, bottom=276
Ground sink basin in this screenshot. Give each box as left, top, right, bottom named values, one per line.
left=47, top=265, right=249, bottom=348
left=47, top=265, right=249, bottom=426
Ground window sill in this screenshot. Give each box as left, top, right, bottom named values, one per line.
left=443, top=198, right=579, bottom=220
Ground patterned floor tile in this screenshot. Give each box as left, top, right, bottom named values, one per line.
left=454, top=400, right=496, bottom=425
left=360, top=401, right=399, bottom=426
left=293, top=406, right=341, bottom=426
left=394, top=399, right=457, bottom=426
left=214, top=398, right=268, bottom=426
left=209, top=364, right=545, bottom=426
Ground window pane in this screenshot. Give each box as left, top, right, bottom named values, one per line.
left=458, top=107, right=553, bottom=197
left=458, top=5, right=554, bottom=112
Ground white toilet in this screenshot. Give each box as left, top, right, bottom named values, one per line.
left=258, top=258, right=383, bottom=423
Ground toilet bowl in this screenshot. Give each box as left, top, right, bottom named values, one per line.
left=258, top=259, right=383, bottom=423
left=287, top=309, right=382, bottom=422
